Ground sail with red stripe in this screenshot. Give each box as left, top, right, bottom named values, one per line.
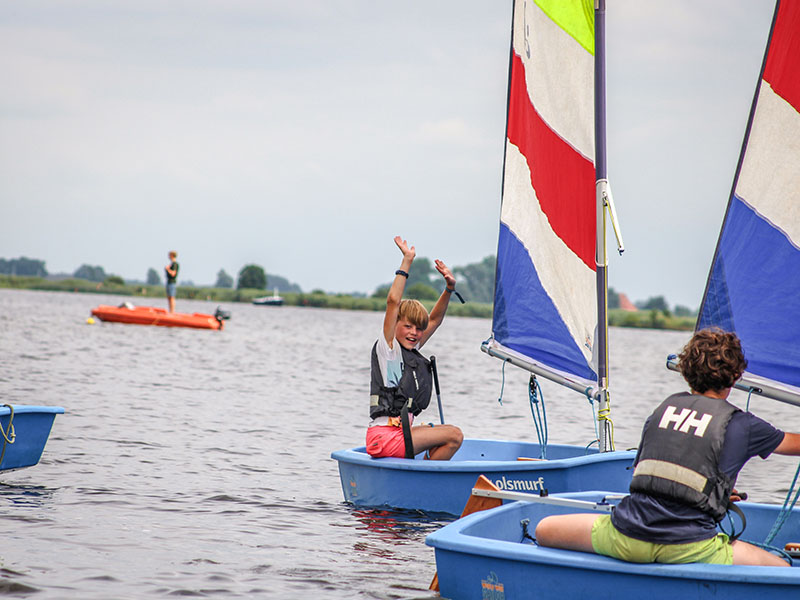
left=490, top=0, right=598, bottom=387
left=698, top=0, right=800, bottom=397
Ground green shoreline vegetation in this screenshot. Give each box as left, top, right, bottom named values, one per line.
left=1, top=274, right=695, bottom=331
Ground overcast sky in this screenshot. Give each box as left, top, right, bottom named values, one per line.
left=0, top=0, right=777, bottom=308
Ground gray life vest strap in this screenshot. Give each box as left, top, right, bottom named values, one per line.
left=400, top=402, right=414, bottom=459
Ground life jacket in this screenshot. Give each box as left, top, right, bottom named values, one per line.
left=369, top=341, right=432, bottom=420
left=629, top=392, right=739, bottom=522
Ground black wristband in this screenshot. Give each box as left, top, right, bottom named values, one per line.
left=444, top=287, right=466, bottom=304
left=395, top=269, right=409, bottom=278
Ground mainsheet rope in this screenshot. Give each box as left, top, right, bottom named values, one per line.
left=495, top=361, right=548, bottom=458
left=585, top=390, right=600, bottom=450
left=741, top=386, right=800, bottom=551
left=583, top=389, right=615, bottom=451
left=528, top=375, right=547, bottom=459
left=721, top=387, right=800, bottom=562
left=0, top=404, right=16, bottom=466
left=494, top=359, right=605, bottom=458
left=764, top=461, right=800, bottom=547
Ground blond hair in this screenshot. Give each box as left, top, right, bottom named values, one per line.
left=398, top=299, right=429, bottom=331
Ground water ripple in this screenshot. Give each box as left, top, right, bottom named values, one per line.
left=0, top=290, right=795, bottom=599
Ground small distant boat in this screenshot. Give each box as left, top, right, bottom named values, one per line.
left=0, top=405, right=64, bottom=472
left=252, top=289, right=284, bottom=306
left=91, top=303, right=231, bottom=330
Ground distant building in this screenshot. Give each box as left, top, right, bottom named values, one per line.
left=618, top=293, right=638, bottom=312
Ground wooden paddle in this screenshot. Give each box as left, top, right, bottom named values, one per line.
left=429, top=475, right=502, bottom=591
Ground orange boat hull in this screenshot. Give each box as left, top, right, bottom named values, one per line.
left=91, top=305, right=223, bottom=330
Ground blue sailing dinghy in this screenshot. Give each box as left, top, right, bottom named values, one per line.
left=0, top=405, right=64, bottom=472
left=429, top=0, right=800, bottom=595
left=427, top=491, right=800, bottom=600
left=332, top=0, right=634, bottom=515
left=333, top=441, right=634, bottom=516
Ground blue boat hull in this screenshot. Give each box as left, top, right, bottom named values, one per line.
left=331, top=439, right=635, bottom=516
left=427, top=491, right=800, bottom=599
left=0, top=405, right=64, bottom=472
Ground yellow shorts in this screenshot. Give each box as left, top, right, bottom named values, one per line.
left=591, top=514, right=733, bottom=565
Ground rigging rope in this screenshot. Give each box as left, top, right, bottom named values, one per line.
left=520, top=518, right=537, bottom=544
left=764, top=460, right=800, bottom=546
left=734, top=536, right=793, bottom=565
left=598, top=392, right=616, bottom=451
left=0, top=404, right=17, bottom=466
left=585, top=389, right=600, bottom=448
left=494, top=360, right=603, bottom=456
left=727, top=501, right=793, bottom=565
left=584, top=389, right=615, bottom=452
left=745, top=387, right=756, bottom=412
left=737, top=385, right=800, bottom=552
left=528, top=375, right=547, bottom=459
left=497, top=359, right=510, bottom=406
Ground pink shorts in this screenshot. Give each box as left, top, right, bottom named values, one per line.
left=366, top=425, right=407, bottom=458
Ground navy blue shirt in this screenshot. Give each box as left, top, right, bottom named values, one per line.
left=611, top=410, right=784, bottom=544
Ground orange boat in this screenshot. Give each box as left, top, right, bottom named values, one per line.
left=91, top=303, right=230, bottom=330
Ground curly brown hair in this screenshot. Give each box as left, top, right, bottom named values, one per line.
left=678, top=328, right=747, bottom=393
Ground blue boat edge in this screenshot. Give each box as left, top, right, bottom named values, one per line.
left=0, top=404, right=65, bottom=472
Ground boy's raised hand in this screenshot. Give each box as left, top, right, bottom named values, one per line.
left=435, top=259, right=456, bottom=289
left=394, top=236, right=416, bottom=261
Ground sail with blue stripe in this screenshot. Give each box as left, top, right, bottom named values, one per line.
left=698, top=0, right=800, bottom=396
left=487, top=0, right=599, bottom=390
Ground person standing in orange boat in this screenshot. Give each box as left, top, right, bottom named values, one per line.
left=165, top=251, right=179, bottom=313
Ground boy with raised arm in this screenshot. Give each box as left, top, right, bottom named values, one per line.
left=366, top=236, right=463, bottom=460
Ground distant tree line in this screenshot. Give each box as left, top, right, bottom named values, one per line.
left=0, top=254, right=694, bottom=314
left=74, top=264, right=107, bottom=282
left=609, top=288, right=694, bottom=317
left=141, top=264, right=300, bottom=292
left=0, top=256, right=301, bottom=292
left=0, top=257, right=47, bottom=277
left=635, top=295, right=696, bottom=317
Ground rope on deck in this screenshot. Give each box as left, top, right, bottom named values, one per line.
left=0, top=404, right=17, bottom=466
left=528, top=375, right=548, bottom=459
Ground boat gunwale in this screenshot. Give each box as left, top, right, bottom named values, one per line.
left=331, top=441, right=636, bottom=473
left=0, top=405, right=65, bottom=416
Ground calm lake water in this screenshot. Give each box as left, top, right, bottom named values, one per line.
left=2, top=288, right=799, bottom=599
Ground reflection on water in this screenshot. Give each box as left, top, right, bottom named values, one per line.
left=351, top=507, right=453, bottom=555
left=1, top=289, right=799, bottom=598
left=0, top=482, right=55, bottom=508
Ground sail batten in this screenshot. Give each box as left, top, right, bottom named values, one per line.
left=698, top=0, right=800, bottom=396
left=492, top=0, right=598, bottom=385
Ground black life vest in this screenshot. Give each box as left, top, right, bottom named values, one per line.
left=369, top=341, right=432, bottom=420
left=629, top=392, right=739, bottom=522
